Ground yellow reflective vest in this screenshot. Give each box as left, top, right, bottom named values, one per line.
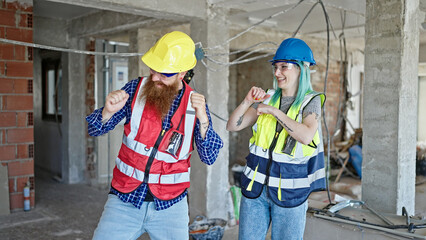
left=241, top=89, right=326, bottom=207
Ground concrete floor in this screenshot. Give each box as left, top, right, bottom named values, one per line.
left=0, top=171, right=425, bottom=240
left=0, top=169, right=241, bottom=240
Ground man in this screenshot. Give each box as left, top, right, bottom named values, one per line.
left=86, top=31, right=223, bottom=240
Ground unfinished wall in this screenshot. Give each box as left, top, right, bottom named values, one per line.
left=32, top=15, right=66, bottom=179
left=0, top=0, right=34, bottom=212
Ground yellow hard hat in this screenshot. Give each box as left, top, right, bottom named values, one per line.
left=141, top=31, right=197, bottom=73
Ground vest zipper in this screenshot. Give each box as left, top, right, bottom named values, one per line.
left=265, top=97, right=294, bottom=193
left=265, top=131, right=280, bottom=186
left=143, top=129, right=166, bottom=183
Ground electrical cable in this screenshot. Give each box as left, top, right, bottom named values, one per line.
left=311, top=207, right=426, bottom=232
left=203, top=0, right=305, bottom=51
left=203, top=0, right=338, bottom=68
left=205, top=52, right=275, bottom=66
left=205, top=41, right=278, bottom=57
left=200, top=58, right=221, bottom=72
left=0, top=38, right=143, bottom=57
left=319, top=0, right=332, bottom=205
left=210, top=111, right=229, bottom=122
left=232, top=47, right=277, bottom=63
left=332, top=11, right=347, bottom=149
left=292, top=1, right=320, bottom=37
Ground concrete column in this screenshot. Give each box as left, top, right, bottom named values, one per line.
left=136, top=28, right=159, bottom=77
left=189, top=7, right=230, bottom=220
left=62, top=37, right=87, bottom=184
left=363, top=0, right=419, bottom=214
left=128, top=30, right=140, bottom=81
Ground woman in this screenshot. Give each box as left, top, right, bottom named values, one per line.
left=227, top=38, right=326, bottom=240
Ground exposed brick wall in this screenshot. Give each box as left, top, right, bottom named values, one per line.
left=85, top=39, right=96, bottom=180
left=314, top=61, right=344, bottom=140
left=0, top=1, right=34, bottom=212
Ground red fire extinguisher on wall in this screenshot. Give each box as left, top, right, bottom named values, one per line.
left=23, top=181, right=30, bottom=211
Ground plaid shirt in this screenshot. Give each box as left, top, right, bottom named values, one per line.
left=86, top=78, right=223, bottom=210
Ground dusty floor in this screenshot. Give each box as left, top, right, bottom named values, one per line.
left=0, top=171, right=425, bottom=240
left=0, top=169, right=240, bottom=240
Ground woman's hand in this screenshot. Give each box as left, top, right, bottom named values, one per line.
left=227, top=86, right=270, bottom=132
left=244, top=86, right=270, bottom=105
left=256, top=103, right=276, bottom=115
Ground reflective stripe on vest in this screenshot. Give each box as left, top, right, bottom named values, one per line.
left=243, top=163, right=325, bottom=189
left=115, top=157, right=191, bottom=184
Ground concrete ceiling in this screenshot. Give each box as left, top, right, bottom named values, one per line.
left=34, top=0, right=425, bottom=42
left=34, top=0, right=98, bottom=20
left=215, top=0, right=366, bottom=39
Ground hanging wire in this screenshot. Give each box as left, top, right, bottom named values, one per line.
left=333, top=10, right=348, bottom=144
left=0, top=38, right=143, bottom=57
left=290, top=0, right=337, bottom=39
left=205, top=41, right=278, bottom=57
left=318, top=0, right=333, bottom=205
left=205, top=52, right=275, bottom=66
left=232, top=47, right=277, bottom=63
left=204, top=0, right=338, bottom=69
left=203, top=0, right=319, bottom=68
left=203, top=0, right=305, bottom=51
left=200, top=58, right=221, bottom=72
left=292, top=1, right=320, bottom=37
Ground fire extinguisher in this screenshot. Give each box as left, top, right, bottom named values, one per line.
left=23, top=181, right=30, bottom=211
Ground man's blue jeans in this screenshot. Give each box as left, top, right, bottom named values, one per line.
left=92, top=194, right=189, bottom=240
left=238, top=186, right=308, bottom=240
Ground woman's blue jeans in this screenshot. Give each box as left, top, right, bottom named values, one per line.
left=92, top=194, right=189, bottom=240
left=238, top=186, right=308, bottom=240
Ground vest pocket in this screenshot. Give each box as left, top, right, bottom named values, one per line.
left=159, top=129, right=185, bottom=158
left=276, top=161, right=308, bottom=178
left=240, top=155, right=265, bottom=198
left=271, top=161, right=310, bottom=201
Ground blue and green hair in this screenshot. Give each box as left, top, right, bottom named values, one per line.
left=270, top=61, right=313, bottom=108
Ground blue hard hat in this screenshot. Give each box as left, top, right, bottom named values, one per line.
left=270, top=38, right=316, bottom=66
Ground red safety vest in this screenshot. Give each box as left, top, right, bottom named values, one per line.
left=111, top=77, right=197, bottom=200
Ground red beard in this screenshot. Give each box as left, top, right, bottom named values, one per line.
left=140, top=76, right=180, bottom=119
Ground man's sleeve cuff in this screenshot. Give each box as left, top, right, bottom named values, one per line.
left=86, top=108, right=104, bottom=128
left=195, top=124, right=214, bottom=146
